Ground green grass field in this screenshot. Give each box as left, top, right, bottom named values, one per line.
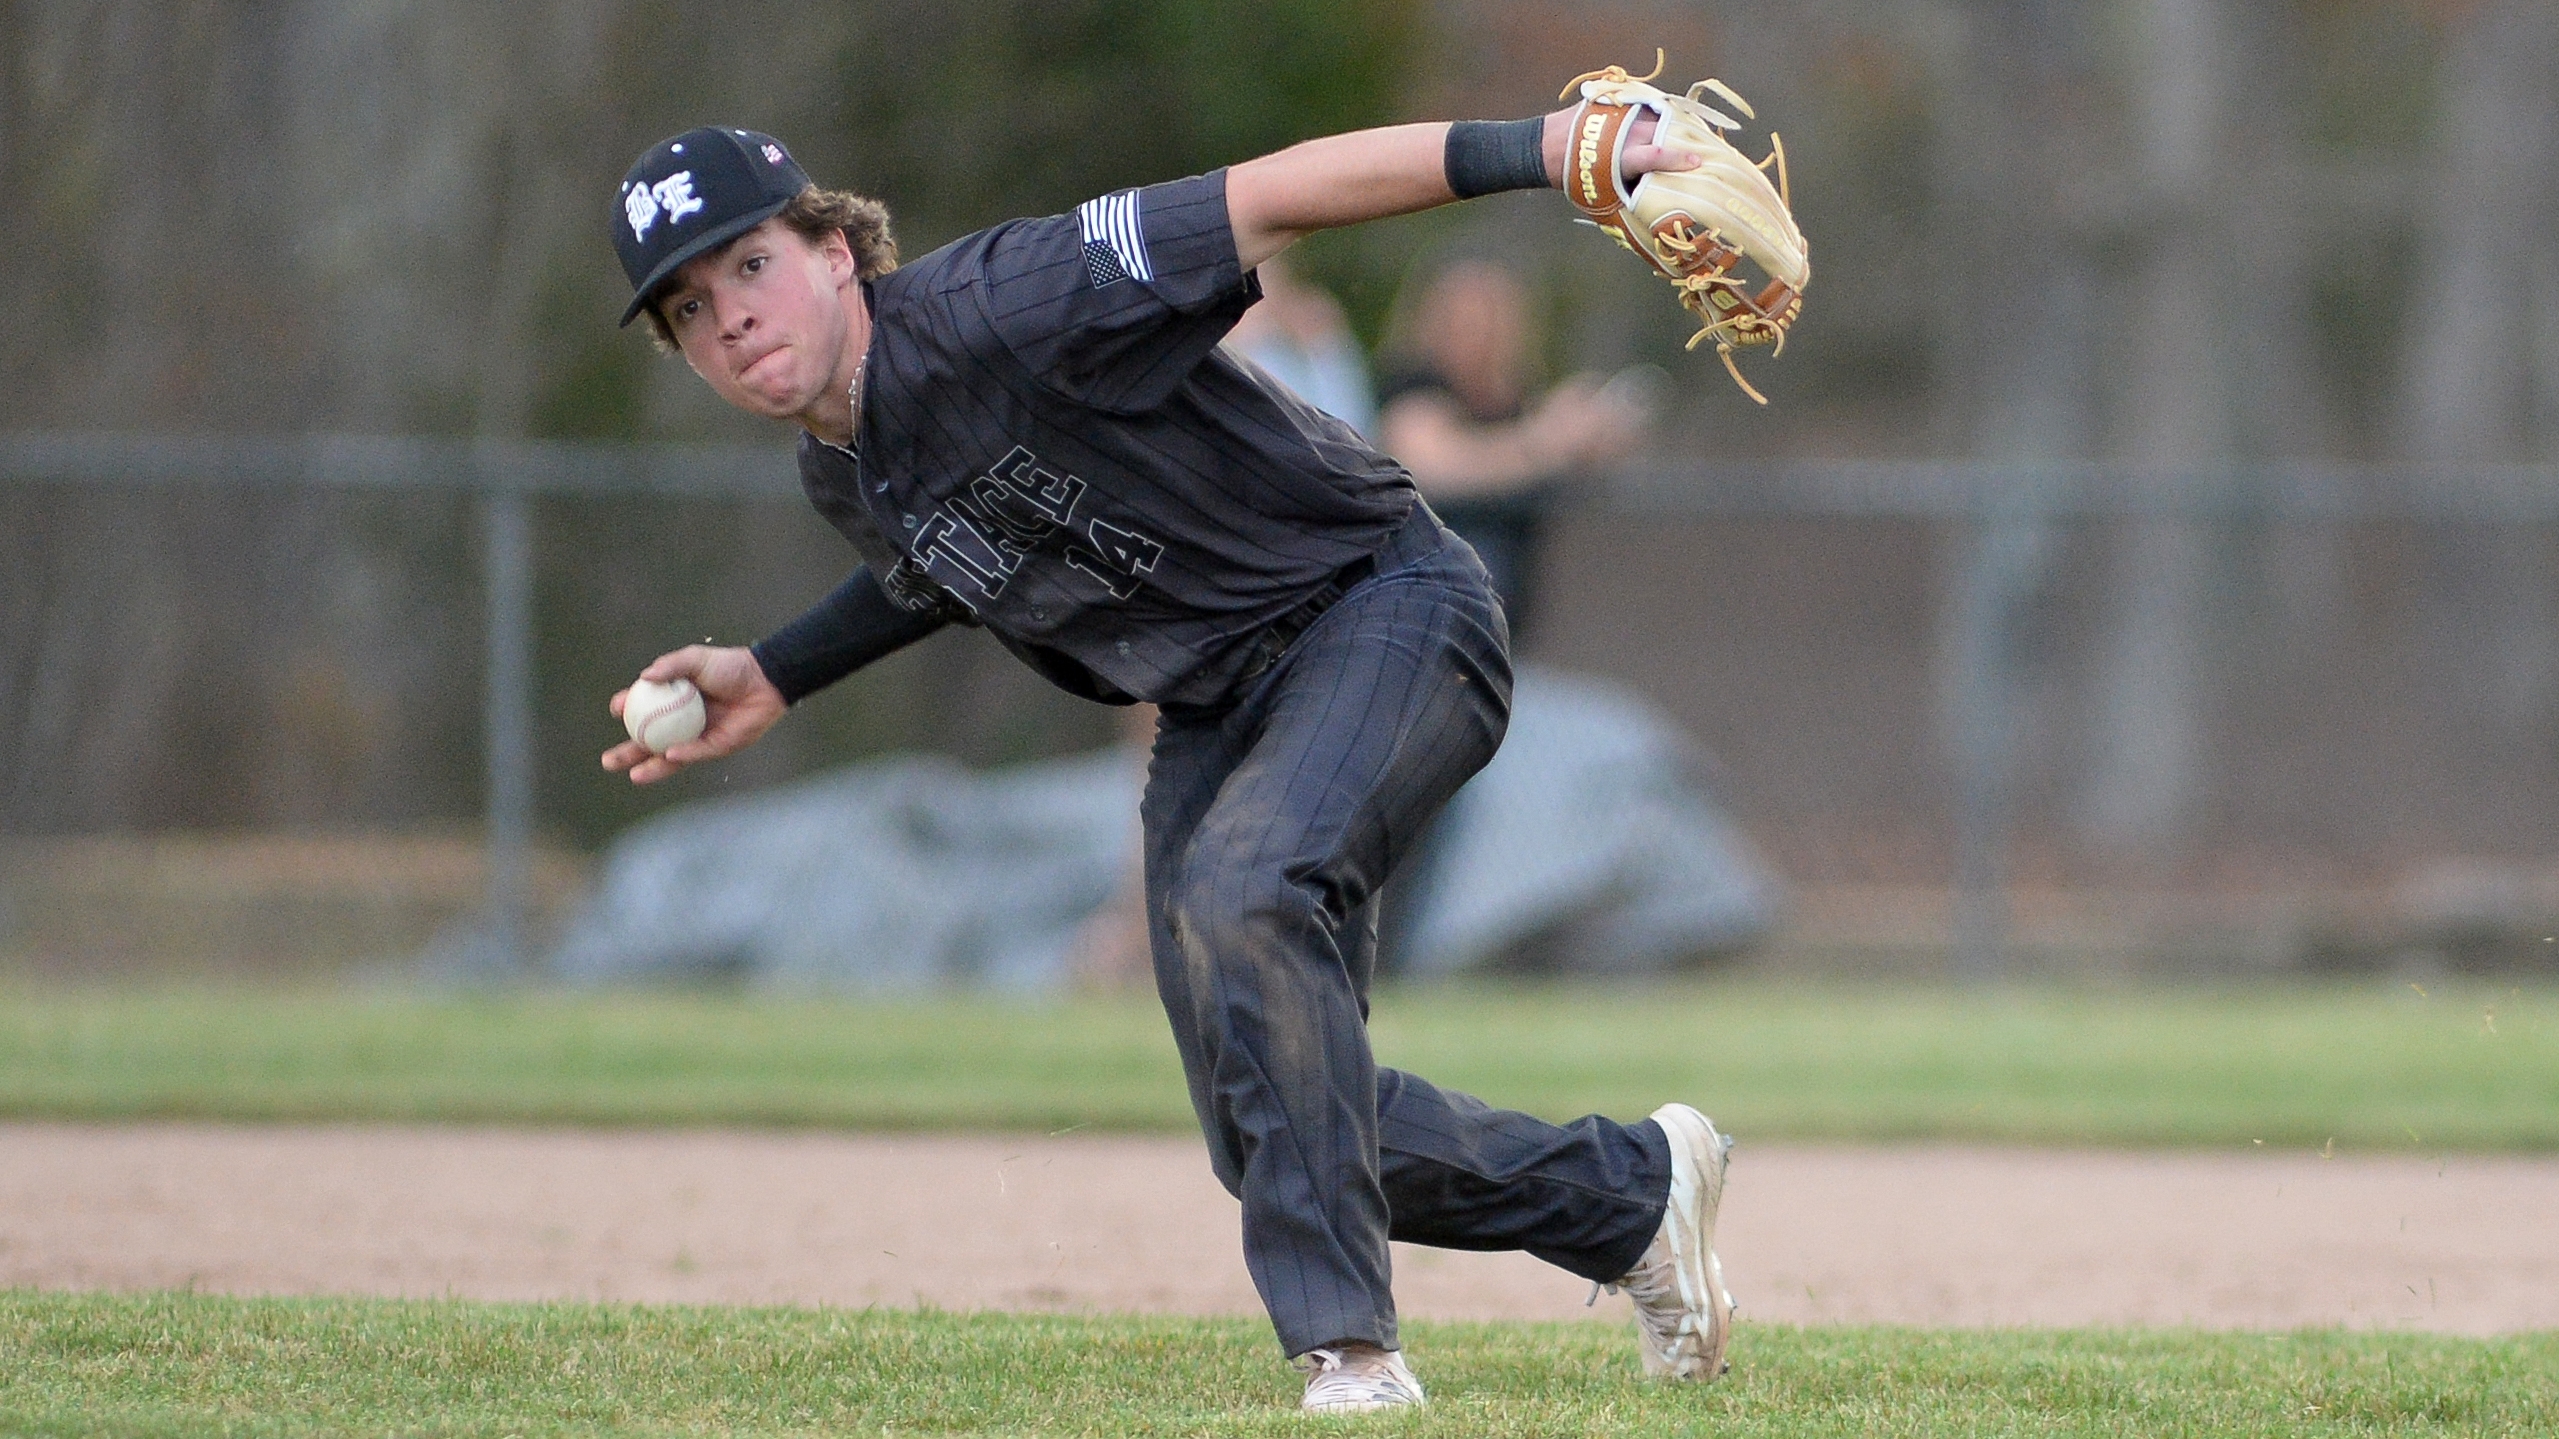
left=8, top=981, right=2557, bottom=1434
left=2, top=978, right=2554, bottom=1149
left=5, top=1292, right=2554, bottom=1438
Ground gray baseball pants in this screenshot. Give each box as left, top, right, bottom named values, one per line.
left=1143, top=506, right=1672, bottom=1357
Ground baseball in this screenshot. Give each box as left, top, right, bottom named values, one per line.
left=623, top=677, right=706, bottom=754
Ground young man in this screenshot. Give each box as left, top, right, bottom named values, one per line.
left=602, top=106, right=1734, bottom=1413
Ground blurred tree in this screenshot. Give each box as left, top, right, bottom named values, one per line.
left=1926, top=0, right=2104, bottom=961
left=9, top=0, right=2559, bottom=889
left=2401, top=0, right=2559, bottom=768
left=2270, top=0, right=2559, bottom=860
left=2082, top=0, right=2257, bottom=863
left=816, top=0, right=1422, bottom=255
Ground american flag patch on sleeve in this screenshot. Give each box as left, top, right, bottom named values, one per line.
left=1075, top=190, right=1152, bottom=287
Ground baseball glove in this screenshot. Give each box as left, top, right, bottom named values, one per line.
left=1560, top=53, right=1808, bottom=404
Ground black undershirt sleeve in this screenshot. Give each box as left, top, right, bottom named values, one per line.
left=749, top=566, right=948, bottom=705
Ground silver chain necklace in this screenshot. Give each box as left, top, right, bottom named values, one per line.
left=842, top=354, right=867, bottom=455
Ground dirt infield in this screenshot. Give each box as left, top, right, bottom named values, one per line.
left=4, top=1123, right=2553, bottom=1335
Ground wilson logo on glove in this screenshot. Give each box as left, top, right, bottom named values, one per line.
left=1562, top=52, right=1809, bottom=404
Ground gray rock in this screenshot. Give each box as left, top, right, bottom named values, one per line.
left=547, top=666, right=1781, bottom=990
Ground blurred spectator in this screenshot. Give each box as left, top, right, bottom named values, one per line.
left=1221, top=254, right=1379, bottom=438
left=1376, top=260, right=1649, bottom=638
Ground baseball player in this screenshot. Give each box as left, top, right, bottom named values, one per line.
left=601, top=101, right=1734, bottom=1414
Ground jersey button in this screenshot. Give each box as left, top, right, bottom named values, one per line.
left=1116, top=641, right=1132, bottom=656
left=902, top=514, right=918, bottom=529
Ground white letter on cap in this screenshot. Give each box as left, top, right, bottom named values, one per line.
left=624, top=183, right=660, bottom=242
left=651, top=172, right=704, bottom=226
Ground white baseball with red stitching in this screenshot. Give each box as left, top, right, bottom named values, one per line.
left=623, top=677, right=706, bottom=754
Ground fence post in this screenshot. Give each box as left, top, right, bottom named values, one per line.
left=481, top=475, right=535, bottom=976
left=1946, top=503, right=2053, bottom=981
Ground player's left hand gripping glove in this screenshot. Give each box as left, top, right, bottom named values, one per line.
left=1560, top=53, right=1809, bottom=404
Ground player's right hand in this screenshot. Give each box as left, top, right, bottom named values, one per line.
left=602, top=644, right=788, bottom=785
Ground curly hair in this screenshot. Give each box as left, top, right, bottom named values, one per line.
left=640, top=186, right=897, bottom=349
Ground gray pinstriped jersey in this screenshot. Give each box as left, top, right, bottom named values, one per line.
left=795, top=170, right=1417, bottom=707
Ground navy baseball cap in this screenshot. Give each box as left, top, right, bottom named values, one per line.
left=614, top=126, right=812, bottom=326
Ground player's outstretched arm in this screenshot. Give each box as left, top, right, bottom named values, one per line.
left=1225, top=106, right=1699, bottom=270
left=602, top=643, right=788, bottom=785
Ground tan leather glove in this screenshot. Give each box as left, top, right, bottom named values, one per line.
left=1561, top=54, right=1809, bottom=404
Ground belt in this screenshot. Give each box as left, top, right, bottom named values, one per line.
left=1236, top=551, right=1380, bottom=680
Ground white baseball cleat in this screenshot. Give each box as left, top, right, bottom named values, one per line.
left=1599, top=1102, right=1737, bottom=1381
left=1295, top=1343, right=1426, bottom=1414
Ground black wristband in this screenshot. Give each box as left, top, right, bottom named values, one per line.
left=749, top=565, right=949, bottom=705
left=1445, top=117, right=1551, bottom=199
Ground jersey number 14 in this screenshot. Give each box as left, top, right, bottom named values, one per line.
left=1066, top=518, right=1165, bottom=600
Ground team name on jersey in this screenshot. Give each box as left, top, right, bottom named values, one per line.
left=909, top=445, right=1167, bottom=610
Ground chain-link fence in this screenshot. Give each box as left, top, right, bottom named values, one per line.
left=12, top=433, right=2559, bottom=978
